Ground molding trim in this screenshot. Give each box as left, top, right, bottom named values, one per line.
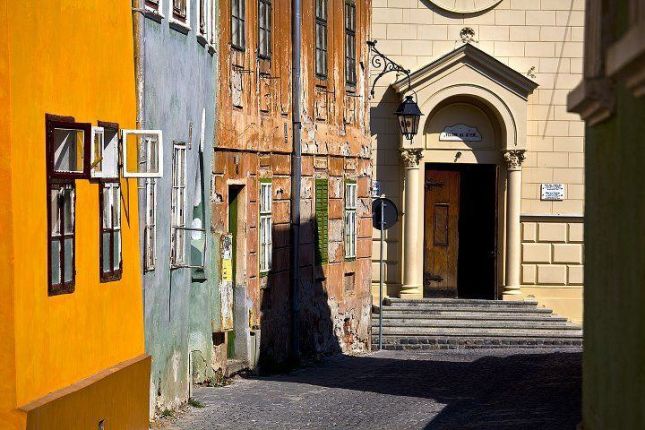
left=567, top=78, right=615, bottom=126
left=520, top=214, right=584, bottom=223
left=392, top=43, right=539, bottom=100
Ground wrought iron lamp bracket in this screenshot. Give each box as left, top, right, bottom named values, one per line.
left=367, top=40, right=412, bottom=98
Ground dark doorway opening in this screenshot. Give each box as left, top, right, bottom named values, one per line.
left=424, top=163, right=497, bottom=300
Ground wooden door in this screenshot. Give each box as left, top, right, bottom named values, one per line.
left=424, top=169, right=460, bottom=297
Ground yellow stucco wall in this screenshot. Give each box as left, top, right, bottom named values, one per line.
left=1, top=0, right=148, bottom=427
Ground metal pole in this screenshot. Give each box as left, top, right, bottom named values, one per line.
left=379, top=197, right=385, bottom=350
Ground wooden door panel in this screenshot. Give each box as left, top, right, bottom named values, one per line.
left=424, top=169, right=460, bottom=297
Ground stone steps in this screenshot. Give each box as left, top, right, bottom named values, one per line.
left=372, top=318, right=577, bottom=329
left=372, top=298, right=582, bottom=350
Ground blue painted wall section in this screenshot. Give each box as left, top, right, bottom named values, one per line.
left=139, top=0, right=218, bottom=415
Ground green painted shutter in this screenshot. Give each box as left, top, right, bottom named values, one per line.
left=315, top=178, right=329, bottom=264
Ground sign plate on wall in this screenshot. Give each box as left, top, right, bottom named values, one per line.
left=439, top=124, right=482, bottom=142
left=541, top=183, right=565, bottom=201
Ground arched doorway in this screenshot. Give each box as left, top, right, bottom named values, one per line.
left=422, top=97, right=503, bottom=299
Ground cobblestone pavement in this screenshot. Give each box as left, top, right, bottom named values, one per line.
left=159, top=348, right=582, bottom=430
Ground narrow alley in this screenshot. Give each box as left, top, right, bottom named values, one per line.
left=161, top=349, right=582, bottom=430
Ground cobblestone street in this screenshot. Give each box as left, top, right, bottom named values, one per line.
left=160, top=348, right=582, bottom=430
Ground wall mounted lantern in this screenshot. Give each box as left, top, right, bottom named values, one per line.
left=368, top=40, right=422, bottom=142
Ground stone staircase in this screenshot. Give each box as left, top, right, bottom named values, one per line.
left=371, top=298, right=583, bottom=350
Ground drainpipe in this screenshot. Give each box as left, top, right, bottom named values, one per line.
left=289, top=0, right=302, bottom=365
left=133, top=0, right=145, bottom=130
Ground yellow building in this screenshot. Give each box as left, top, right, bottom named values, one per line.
left=0, top=1, right=150, bottom=429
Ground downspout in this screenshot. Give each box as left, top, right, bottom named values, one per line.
left=289, top=0, right=302, bottom=365
left=133, top=0, right=145, bottom=130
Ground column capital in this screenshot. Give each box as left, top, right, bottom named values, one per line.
left=503, top=150, right=526, bottom=171
left=400, top=148, right=423, bottom=169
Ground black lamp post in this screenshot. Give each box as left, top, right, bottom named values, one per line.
left=395, top=95, right=422, bottom=141
left=368, top=40, right=422, bottom=142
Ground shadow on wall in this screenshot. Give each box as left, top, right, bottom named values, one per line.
left=257, top=216, right=344, bottom=374
left=254, top=351, right=582, bottom=429
left=370, top=86, right=405, bottom=296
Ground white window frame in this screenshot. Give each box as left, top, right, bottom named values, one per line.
left=259, top=181, right=272, bottom=273
left=344, top=182, right=357, bottom=259
left=144, top=177, right=157, bottom=271
left=198, top=0, right=211, bottom=39
left=169, top=0, right=191, bottom=29
left=121, top=129, right=164, bottom=178
left=171, top=143, right=188, bottom=267
left=145, top=0, right=165, bottom=16
left=91, top=126, right=119, bottom=179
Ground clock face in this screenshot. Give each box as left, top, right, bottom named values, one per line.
left=429, top=0, right=502, bottom=14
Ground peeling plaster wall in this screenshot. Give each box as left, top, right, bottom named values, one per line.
left=139, top=0, right=217, bottom=416
left=215, top=0, right=373, bottom=371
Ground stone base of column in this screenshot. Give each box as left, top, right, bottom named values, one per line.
left=502, top=285, right=523, bottom=301
left=399, top=284, right=423, bottom=299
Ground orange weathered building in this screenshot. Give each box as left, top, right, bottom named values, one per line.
left=214, top=0, right=373, bottom=370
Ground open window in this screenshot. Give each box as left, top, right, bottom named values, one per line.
left=47, top=118, right=91, bottom=179
left=121, top=129, right=164, bottom=178
left=91, top=125, right=119, bottom=179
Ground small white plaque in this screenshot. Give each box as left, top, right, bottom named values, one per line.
left=372, top=180, right=382, bottom=197
left=541, top=183, right=565, bottom=201
left=440, top=124, right=482, bottom=142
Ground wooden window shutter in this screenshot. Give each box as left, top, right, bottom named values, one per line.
left=315, top=178, right=329, bottom=264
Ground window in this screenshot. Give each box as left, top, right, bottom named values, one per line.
left=344, top=1, right=357, bottom=87
left=121, top=129, right=164, bottom=178
left=199, top=0, right=207, bottom=35
left=232, top=0, right=246, bottom=50
left=315, top=0, right=328, bottom=78
left=344, top=182, right=357, bottom=259
left=144, top=175, right=157, bottom=271
left=259, top=180, right=272, bottom=273
left=91, top=124, right=119, bottom=179
left=258, top=0, right=272, bottom=59
left=100, top=181, right=122, bottom=281
left=47, top=118, right=91, bottom=179
left=171, top=143, right=187, bottom=267
left=199, top=0, right=215, bottom=40
left=48, top=182, right=75, bottom=295
left=172, top=0, right=188, bottom=22
left=145, top=0, right=161, bottom=13
left=315, top=178, right=329, bottom=264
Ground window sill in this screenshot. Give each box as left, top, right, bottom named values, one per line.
left=144, top=8, right=164, bottom=23
left=169, top=19, right=191, bottom=35
left=197, top=33, right=209, bottom=47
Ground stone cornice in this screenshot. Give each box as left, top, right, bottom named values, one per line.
left=392, top=43, right=539, bottom=100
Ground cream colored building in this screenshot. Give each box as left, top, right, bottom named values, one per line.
left=371, top=0, right=584, bottom=323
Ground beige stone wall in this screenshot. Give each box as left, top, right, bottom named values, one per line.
left=371, top=0, right=585, bottom=319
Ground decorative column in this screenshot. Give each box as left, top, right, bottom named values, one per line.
left=400, top=148, right=424, bottom=299
left=503, top=150, right=525, bottom=298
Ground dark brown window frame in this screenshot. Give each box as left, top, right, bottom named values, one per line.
left=145, top=0, right=160, bottom=11
left=257, top=0, right=272, bottom=60
left=315, top=0, right=328, bottom=79
left=99, top=179, right=123, bottom=282
left=344, top=0, right=357, bottom=88
left=232, top=0, right=246, bottom=51
left=46, top=115, right=91, bottom=180
left=48, top=179, right=76, bottom=296
left=46, top=114, right=82, bottom=296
